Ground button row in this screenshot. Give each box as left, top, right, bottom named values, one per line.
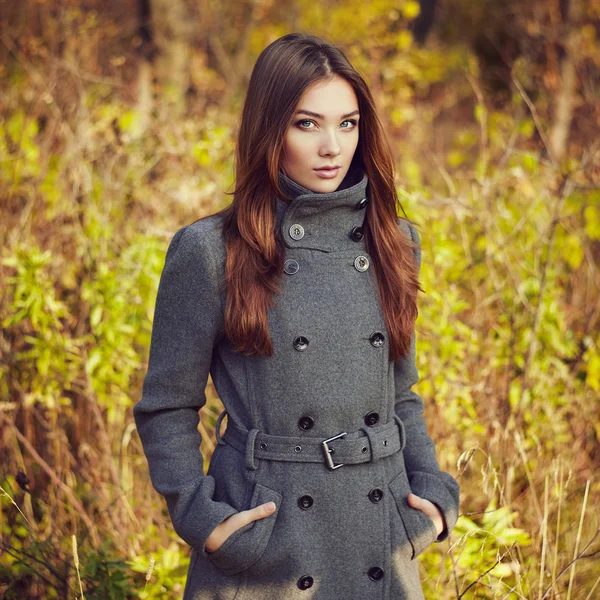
left=292, top=332, right=384, bottom=352
left=296, top=565, right=385, bottom=589
left=284, top=255, right=370, bottom=275
left=297, top=412, right=379, bottom=431
left=286, top=193, right=368, bottom=246
left=297, top=556, right=385, bottom=587
left=295, top=487, right=383, bottom=511
left=288, top=224, right=365, bottom=243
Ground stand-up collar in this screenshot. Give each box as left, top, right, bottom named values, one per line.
left=275, top=166, right=370, bottom=252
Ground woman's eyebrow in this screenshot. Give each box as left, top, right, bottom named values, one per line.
left=295, top=109, right=360, bottom=119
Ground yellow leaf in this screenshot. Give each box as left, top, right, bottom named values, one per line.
left=90, top=305, right=103, bottom=328
left=397, top=30, right=413, bottom=50
left=448, top=151, right=465, bottom=167
left=584, top=205, right=600, bottom=240
left=401, top=1, right=421, bottom=19
left=509, top=379, right=521, bottom=410
left=564, top=234, right=583, bottom=269
left=490, top=562, right=519, bottom=578
left=587, top=354, right=600, bottom=392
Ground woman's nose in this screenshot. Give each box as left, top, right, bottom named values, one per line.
left=320, top=132, right=341, bottom=156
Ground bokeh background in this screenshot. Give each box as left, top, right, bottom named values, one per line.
left=1, top=0, right=599, bottom=598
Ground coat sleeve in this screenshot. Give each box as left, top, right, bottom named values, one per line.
left=393, top=221, right=460, bottom=542
left=133, top=224, right=238, bottom=553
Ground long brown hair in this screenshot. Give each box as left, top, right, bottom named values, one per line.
left=213, top=33, right=422, bottom=362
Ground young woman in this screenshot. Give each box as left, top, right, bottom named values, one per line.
left=134, top=32, right=460, bottom=600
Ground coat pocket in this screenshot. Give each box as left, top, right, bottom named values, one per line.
left=388, top=469, right=438, bottom=560
left=207, top=482, right=282, bottom=576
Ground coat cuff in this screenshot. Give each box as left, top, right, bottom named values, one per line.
left=198, top=503, right=239, bottom=558
left=173, top=491, right=239, bottom=557
left=408, top=470, right=460, bottom=542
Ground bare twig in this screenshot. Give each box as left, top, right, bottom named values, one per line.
left=541, top=528, right=600, bottom=599
left=538, top=474, right=549, bottom=599
left=566, top=479, right=591, bottom=600
left=458, top=544, right=517, bottom=598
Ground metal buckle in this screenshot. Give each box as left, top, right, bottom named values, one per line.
left=321, top=431, right=347, bottom=470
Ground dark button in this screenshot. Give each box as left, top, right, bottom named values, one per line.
left=293, top=336, right=309, bottom=351
left=357, top=197, right=369, bottom=210
left=350, top=226, right=364, bottom=242
left=368, top=566, right=384, bottom=581
left=284, top=259, right=299, bottom=275
left=298, top=416, right=315, bottom=430
left=298, top=494, right=314, bottom=509
left=369, top=488, right=384, bottom=503
left=369, top=332, right=385, bottom=347
left=297, top=575, right=314, bottom=589
left=364, top=411, right=379, bottom=426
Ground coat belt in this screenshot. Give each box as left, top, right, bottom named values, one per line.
left=214, top=409, right=406, bottom=471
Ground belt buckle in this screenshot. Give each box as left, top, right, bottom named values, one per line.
left=321, top=431, right=347, bottom=470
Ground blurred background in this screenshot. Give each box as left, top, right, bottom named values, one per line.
left=1, top=0, right=599, bottom=598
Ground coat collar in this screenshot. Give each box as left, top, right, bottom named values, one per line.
left=275, top=165, right=370, bottom=252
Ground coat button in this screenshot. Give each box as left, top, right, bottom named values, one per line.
left=293, top=336, right=309, bottom=351
left=368, top=566, right=384, bottom=581
left=350, top=226, right=364, bottom=241
left=368, top=488, right=384, bottom=503
left=364, top=411, right=379, bottom=426
left=357, top=197, right=369, bottom=210
left=297, top=575, right=314, bottom=589
left=354, top=255, right=370, bottom=272
left=289, top=224, right=305, bottom=240
left=298, top=416, right=315, bottom=430
left=298, top=494, right=314, bottom=509
left=369, top=332, right=385, bottom=347
left=284, top=259, right=299, bottom=275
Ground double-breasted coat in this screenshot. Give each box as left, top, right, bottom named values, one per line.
left=133, top=165, right=460, bottom=600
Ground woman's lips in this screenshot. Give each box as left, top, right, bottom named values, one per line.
left=314, top=167, right=341, bottom=179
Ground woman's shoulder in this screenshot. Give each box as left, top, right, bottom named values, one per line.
left=161, top=214, right=227, bottom=289
left=181, top=213, right=224, bottom=241
left=397, top=217, right=420, bottom=245
left=167, top=214, right=225, bottom=258
left=396, top=216, right=421, bottom=270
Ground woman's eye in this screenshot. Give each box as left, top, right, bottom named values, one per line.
left=296, top=119, right=358, bottom=130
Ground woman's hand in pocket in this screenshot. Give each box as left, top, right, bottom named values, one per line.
left=407, top=493, right=445, bottom=538
left=205, top=501, right=277, bottom=554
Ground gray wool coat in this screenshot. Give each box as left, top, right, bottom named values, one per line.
left=133, top=165, right=460, bottom=600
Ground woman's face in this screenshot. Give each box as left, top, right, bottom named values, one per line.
left=281, top=75, right=360, bottom=193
